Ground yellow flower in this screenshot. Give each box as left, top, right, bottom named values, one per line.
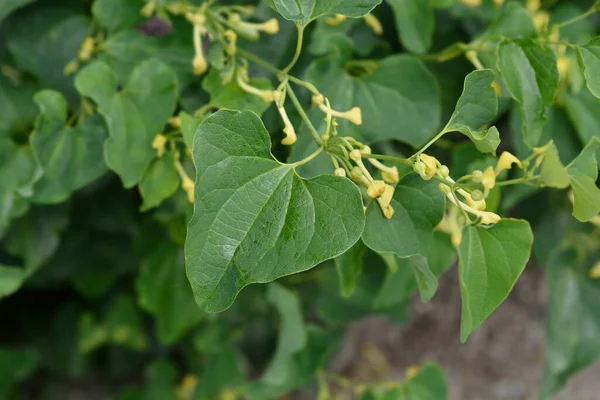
left=312, top=95, right=362, bottom=125
left=278, top=106, right=296, bottom=145
left=334, top=168, right=346, bottom=177
left=526, top=0, right=540, bottom=12
left=378, top=184, right=395, bottom=208
left=367, top=180, right=386, bottom=198
left=381, top=167, right=400, bottom=184
left=589, top=261, right=600, bottom=279
left=78, top=37, right=95, bottom=62
left=419, top=154, right=438, bottom=180
left=325, top=14, right=346, bottom=26
left=152, top=134, right=167, bottom=157
left=495, top=151, right=522, bottom=174
left=168, top=116, right=181, bottom=129
left=534, top=11, right=549, bottom=33
left=481, top=166, right=496, bottom=190
left=479, top=211, right=501, bottom=225
left=364, top=14, right=383, bottom=35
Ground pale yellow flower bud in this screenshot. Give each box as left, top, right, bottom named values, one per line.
left=364, top=14, right=383, bottom=35
left=460, top=0, right=482, bottom=7
left=419, top=153, right=438, bottom=179
left=438, top=165, right=449, bottom=178
left=257, top=18, right=279, bottom=34
left=438, top=183, right=451, bottom=195
left=168, top=116, right=181, bottom=129
left=470, top=189, right=484, bottom=201
left=193, top=54, right=207, bottom=75
left=495, top=151, right=522, bottom=173
left=141, top=0, right=156, bottom=17
left=466, top=195, right=486, bottom=211
left=557, top=56, right=569, bottom=79
left=451, top=231, right=463, bottom=248
left=493, top=0, right=504, bottom=7
left=152, top=134, right=167, bottom=157
left=381, top=167, right=399, bottom=184
left=534, top=11, right=549, bottom=33
left=471, top=170, right=483, bottom=183
left=78, top=37, right=95, bottom=62
left=589, top=261, right=600, bottom=279
left=481, top=166, right=496, bottom=190
left=278, top=106, right=296, bottom=145
left=479, top=211, right=501, bottom=225
left=526, top=0, right=540, bottom=12
left=378, top=184, right=395, bottom=207
left=367, top=180, right=386, bottom=198
left=334, top=168, right=346, bottom=177
left=349, top=149, right=363, bottom=163
left=325, top=14, right=346, bottom=26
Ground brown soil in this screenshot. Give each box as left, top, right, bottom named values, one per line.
left=330, top=266, right=600, bottom=400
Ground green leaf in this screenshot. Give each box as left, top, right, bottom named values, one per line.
left=0, top=347, right=39, bottom=398
left=301, top=54, right=440, bottom=149
left=185, top=110, right=365, bottom=312
left=92, top=0, right=145, bottom=33
left=196, top=346, right=245, bottom=400
left=334, top=240, right=367, bottom=297
left=261, top=284, right=307, bottom=385
left=497, top=40, right=559, bottom=147
left=105, top=295, right=148, bottom=351
left=4, top=204, right=69, bottom=273
left=577, top=38, right=600, bottom=99
left=31, top=90, right=107, bottom=203
left=75, top=59, right=178, bottom=187
left=0, top=138, right=40, bottom=234
left=202, top=69, right=273, bottom=116
left=566, top=137, right=600, bottom=222
left=401, top=363, right=448, bottom=400
left=444, top=69, right=499, bottom=154
left=0, top=0, right=35, bottom=23
left=139, top=152, right=180, bottom=212
left=539, top=143, right=570, bottom=189
left=136, top=236, right=203, bottom=345
left=542, top=247, right=600, bottom=398
left=458, top=219, right=533, bottom=342
left=564, top=87, right=600, bottom=147
left=386, top=0, right=434, bottom=54
left=266, top=0, right=380, bottom=26
left=406, top=254, right=437, bottom=303
left=6, top=7, right=90, bottom=104
left=482, top=2, right=536, bottom=40
left=179, top=111, right=203, bottom=149
left=0, top=75, right=38, bottom=135
left=0, top=265, right=25, bottom=299
left=362, top=174, right=445, bottom=258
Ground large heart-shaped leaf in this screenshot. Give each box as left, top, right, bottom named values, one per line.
left=75, top=59, right=178, bottom=188
left=185, top=110, right=365, bottom=312
left=386, top=0, right=434, bottom=55
left=265, top=0, right=381, bottom=26
left=458, top=219, right=533, bottom=342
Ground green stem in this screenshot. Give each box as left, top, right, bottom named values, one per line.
left=237, top=48, right=280, bottom=75
left=556, top=6, right=598, bottom=29
left=495, top=175, right=540, bottom=187
left=287, top=146, right=323, bottom=167
left=285, top=83, right=323, bottom=146
left=281, top=24, right=304, bottom=74
left=361, top=153, right=412, bottom=166
left=412, top=129, right=448, bottom=158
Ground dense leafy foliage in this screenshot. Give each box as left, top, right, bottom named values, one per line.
left=1, top=0, right=599, bottom=398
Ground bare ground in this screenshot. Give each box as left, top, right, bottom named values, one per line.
left=330, top=266, right=600, bottom=400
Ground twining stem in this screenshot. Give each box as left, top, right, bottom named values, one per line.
left=556, top=4, right=599, bottom=29
left=495, top=175, right=540, bottom=187
left=361, top=153, right=412, bottom=166
left=412, top=129, right=448, bottom=158
left=287, top=146, right=323, bottom=167
left=281, top=24, right=304, bottom=74
left=285, top=83, right=323, bottom=145
left=237, top=48, right=280, bottom=74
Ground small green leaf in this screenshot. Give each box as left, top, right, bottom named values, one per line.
left=334, top=240, right=367, bottom=297
left=266, top=0, right=381, bottom=26
left=407, top=254, right=437, bottom=303
left=564, top=87, right=600, bottom=147
left=539, top=143, right=570, bottom=189
left=0, top=347, right=39, bottom=398
left=566, top=137, right=600, bottom=222
left=577, top=38, right=600, bottom=99
left=386, top=0, right=434, bottom=54
left=362, top=174, right=445, bottom=257
left=185, top=110, right=365, bottom=312
left=179, top=111, right=202, bottom=149
left=202, top=69, right=273, bottom=116
left=75, top=59, right=178, bottom=187
left=105, top=295, right=148, bottom=351
left=444, top=69, right=499, bottom=154
left=401, top=363, right=449, bottom=400
left=542, top=247, right=600, bottom=398
left=497, top=40, right=559, bottom=148
left=458, top=219, right=533, bottom=342
left=261, top=284, right=307, bottom=385
left=139, top=152, right=180, bottom=212
left=136, top=236, right=203, bottom=345
left=92, top=0, right=145, bottom=33
left=31, top=90, right=107, bottom=203
left=0, top=265, right=25, bottom=299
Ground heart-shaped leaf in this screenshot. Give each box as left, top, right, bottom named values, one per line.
left=185, top=110, right=365, bottom=312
